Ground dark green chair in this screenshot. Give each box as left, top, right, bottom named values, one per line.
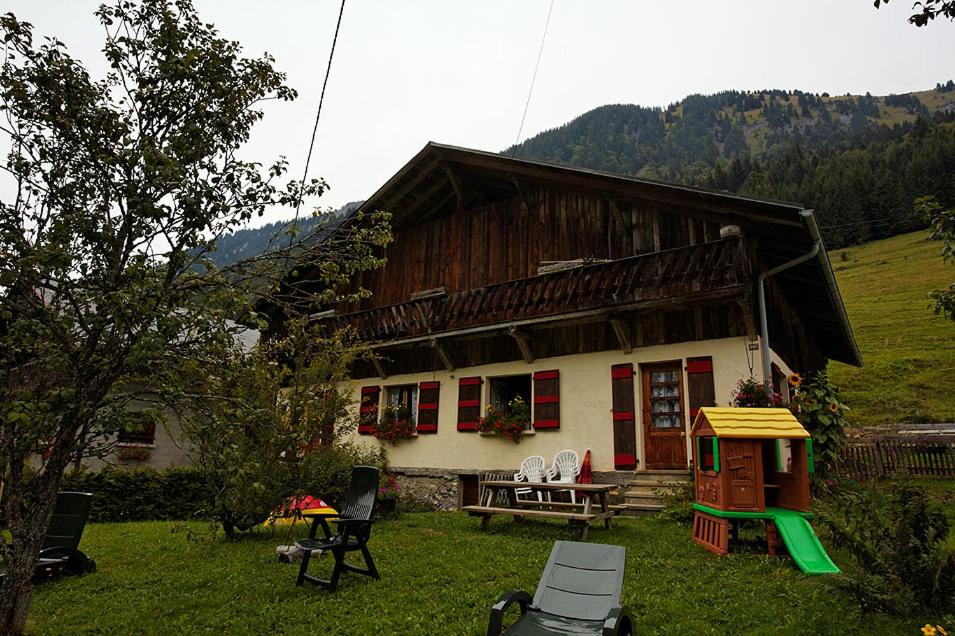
left=295, top=466, right=380, bottom=591
left=1, top=491, right=96, bottom=582
left=487, top=541, right=633, bottom=636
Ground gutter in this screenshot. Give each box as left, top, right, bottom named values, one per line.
left=758, top=209, right=820, bottom=395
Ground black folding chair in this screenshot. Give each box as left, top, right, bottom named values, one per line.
left=1, top=491, right=96, bottom=583
left=487, top=540, right=633, bottom=636
left=294, top=466, right=380, bottom=591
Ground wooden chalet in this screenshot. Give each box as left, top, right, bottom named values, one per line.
left=266, top=142, right=860, bottom=505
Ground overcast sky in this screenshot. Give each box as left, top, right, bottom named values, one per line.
left=5, top=1, right=955, bottom=225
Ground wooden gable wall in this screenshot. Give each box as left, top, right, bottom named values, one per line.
left=351, top=184, right=725, bottom=311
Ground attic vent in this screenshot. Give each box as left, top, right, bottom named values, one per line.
left=537, top=258, right=609, bottom=275
left=719, top=225, right=741, bottom=239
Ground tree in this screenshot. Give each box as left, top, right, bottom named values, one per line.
left=176, top=318, right=380, bottom=538
left=874, top=0, right=955, bottom=26
left=916, top=196, right=955, bottom=320
left=0, top=2, right=389, bottom=632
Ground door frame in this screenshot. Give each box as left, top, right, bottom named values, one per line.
left=639, top=359, right=689, bottom=470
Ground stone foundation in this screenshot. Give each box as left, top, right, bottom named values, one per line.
left=388, top=467, right=636, bottom=510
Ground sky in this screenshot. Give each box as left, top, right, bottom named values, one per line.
left=4, top=1, right=955, bottom=226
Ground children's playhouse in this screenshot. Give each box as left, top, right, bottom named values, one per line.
left=689, top=407, right=839, bottom=575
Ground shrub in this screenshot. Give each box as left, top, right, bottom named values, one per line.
left=477, top=397, right=529, bottom=443
left=295, top=442, right=384, bottom=511
left=372, top=406, right=416, bottom=445
left=657, top=475, right=696, bottom=526
left=817, top=482, right=955, bottom=614
left=59, top=466, right=212, bottom=522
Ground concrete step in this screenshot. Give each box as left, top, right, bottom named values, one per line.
left=624, top=483, right=686, bottom=497
left=628, top=471, right=691, bottom=486
left=622, top=493, right=660, bottom=506
left=617, top=502, right=664, bottom=517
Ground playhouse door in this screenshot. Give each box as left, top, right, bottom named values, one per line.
left=724, top=439, right=761, bottom=510
left=641, top=362, right=688, bottom=470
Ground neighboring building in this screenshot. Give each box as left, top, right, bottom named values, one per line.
left=266, top=142, right=861, bottom=507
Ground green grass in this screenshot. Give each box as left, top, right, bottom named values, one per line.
left=828, top=230, right=955, bottom=426
left=26, top=512, right=944, bottom=635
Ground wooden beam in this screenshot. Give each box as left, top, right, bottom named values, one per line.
left=429, top=338, right=455, bottom=371
left=609, top=318, right=632, bottom=354
left=382, top=158, right=440, bottom=209
left=444, top=166, right=464, bottom=214
left=510, top=175, right=530, bottom=215
left=371, top=353, right=388, bottom=379
left=402, top=175, right=452, bottom=215
left=608, top=199, right=629, bottom=231
left=508, top=326, right=534, bottom=363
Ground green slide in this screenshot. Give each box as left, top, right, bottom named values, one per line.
left=771, top=509, right=840, bottom=575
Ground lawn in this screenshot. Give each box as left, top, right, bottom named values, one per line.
left=828, top=230, right=955, bottom=426
left=26, top=512, right=944, bottom=635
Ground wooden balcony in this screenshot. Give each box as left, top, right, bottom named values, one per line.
left=316, top=236, right=750, bottom=345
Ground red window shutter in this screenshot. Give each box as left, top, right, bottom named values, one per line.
left=686, top=356, right=715, bottom=421
left=457, top=377, right=482, bottom=431
left=532, top=370, right=560, bottom=430
left=610, top=363, right=637, bottom=469
left=358, top=386, right=380, bottom=435
left=417, top=381, right=440, bottom=434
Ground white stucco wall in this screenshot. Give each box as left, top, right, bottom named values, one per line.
left=346, top=336, right=769, bottom=473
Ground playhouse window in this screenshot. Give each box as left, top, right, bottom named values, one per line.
left=776, top=439, right=793, bottom=473
left=488, top=375, right=532, bottom=428
left=699, top=437, right=716, bottom=471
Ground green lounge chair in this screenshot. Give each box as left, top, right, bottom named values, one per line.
left=294, top=466, right=380, bottom=591
left=487, top=541, right=633, bottom=636
left=1, top=491, right=96, bottom=582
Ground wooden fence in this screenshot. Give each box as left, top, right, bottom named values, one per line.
left=836, top=435, right=955, bottom=480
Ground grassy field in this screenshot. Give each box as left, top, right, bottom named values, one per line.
left=828, top=230, right=954, bottom=426
left=26, top=512, right=946, bottom=635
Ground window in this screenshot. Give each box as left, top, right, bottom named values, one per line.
left=488, top=375, right=532, bottom=429
left=777, top=439, right=793, bottom=473
left=117, top=421, right=157, bottom=445
left=648, top=368, right=682, bottom=429
left=385, top=384, right=418, bottom=424
left=698, top=437, right=716, bottom=472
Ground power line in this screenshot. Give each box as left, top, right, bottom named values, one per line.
left=289, top=0, right=347, bottom=247
left=514, top=0, right=555, bottom=149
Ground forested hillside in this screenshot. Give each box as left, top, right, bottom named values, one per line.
left=210, top=83, right=955, bottom=265
left=508, top=82, right=955, bottom=247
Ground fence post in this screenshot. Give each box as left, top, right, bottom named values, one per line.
left=873, top=440, right=885, bottom=478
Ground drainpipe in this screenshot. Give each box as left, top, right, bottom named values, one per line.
left=757, top=209, right=820, bottom=396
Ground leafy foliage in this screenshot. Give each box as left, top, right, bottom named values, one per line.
left=818, top=482, right=955, bottom=614
left=917, top=195, right=955, bottom=320
left=875, top=0, right=955, bottom=27
left=372, top=405, right=416, bottom=445
left=790, top=371, right=849, bottom=474
left=177, top=319, right=377, bottom=537
left=730, top=376, right=782, bottom=407
left=656, top=476, right=696, bottom=526
left=478, top=397, right=530, bottom=443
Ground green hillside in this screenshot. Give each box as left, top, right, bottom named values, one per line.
left=828, top=230, right=954, bottom=425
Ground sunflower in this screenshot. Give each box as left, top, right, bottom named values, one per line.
left=787, top=372, right=802, bottom=387
left=829, top=402, right=840, bottom=413
left=923, top=626, right=938, bottom=636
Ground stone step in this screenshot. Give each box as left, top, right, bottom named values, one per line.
left=628, top=471, right=691, bottom=486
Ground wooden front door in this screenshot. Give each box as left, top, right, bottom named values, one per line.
left=641, top=362, right=688, bottom=470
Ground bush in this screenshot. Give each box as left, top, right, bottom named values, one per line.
left=657, top=476, right=696, bottom=526
left=790, top=370, right=849, bottom=475
left=817, top=481, right=955, bottom=614
left=59, top=466, right=212, bottom=522
left=295, top=442, right=384, bottom=510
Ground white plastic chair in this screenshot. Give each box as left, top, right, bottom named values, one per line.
left=514, top=455, right=549, bottom=502
left=548, top=450, right=581, bottom=504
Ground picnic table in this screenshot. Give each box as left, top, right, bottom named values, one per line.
left=462, top=480, right=623, bottom=540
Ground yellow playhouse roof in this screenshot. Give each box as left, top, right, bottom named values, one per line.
left=691, top=407, right=810, bottom=439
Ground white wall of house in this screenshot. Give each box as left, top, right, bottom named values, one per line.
left=346, top=335, right=771, bottom=473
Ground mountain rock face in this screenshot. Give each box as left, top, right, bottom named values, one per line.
left=212, top=83, right=955, bottom=266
